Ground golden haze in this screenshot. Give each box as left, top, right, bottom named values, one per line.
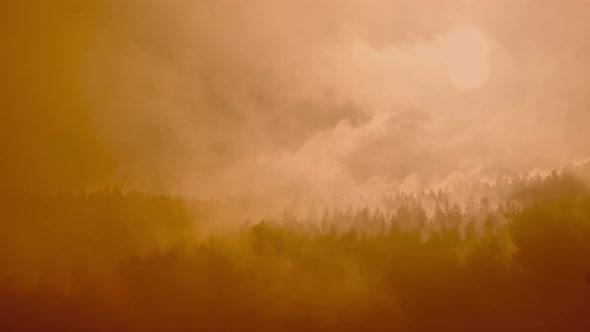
left=1, top=1, right=590, bottom=331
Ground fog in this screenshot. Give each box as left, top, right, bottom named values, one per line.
left=3, top=3, right=590, bottom=330
left=3, top=1, right=590, bottom=203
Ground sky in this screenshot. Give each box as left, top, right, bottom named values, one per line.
left=3, top=1, right=590, bottom=203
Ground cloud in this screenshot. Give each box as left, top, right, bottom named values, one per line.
left=74, top=0, right=590, bottom=202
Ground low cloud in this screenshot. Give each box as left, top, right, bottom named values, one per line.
left=71, top=1, right=590, bottom=202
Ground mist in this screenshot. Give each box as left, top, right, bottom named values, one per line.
left=4, top=1, right=590, bottom=203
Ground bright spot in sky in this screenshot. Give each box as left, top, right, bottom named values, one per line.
left=443, top=27, right=490, bottom=91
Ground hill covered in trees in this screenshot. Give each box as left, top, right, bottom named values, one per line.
left=1, top=168, right=590, bottom=331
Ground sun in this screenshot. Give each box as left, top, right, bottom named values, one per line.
left=443, top=27, right=490, bottom=91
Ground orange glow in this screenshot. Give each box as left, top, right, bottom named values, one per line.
left=3, top=1, right=590, bottom=330
left=443, top=27, right=490, bottom=90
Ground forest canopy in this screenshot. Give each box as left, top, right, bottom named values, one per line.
left=1, top=168, right=589, bottom=331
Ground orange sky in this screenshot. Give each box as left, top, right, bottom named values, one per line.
left=3, top=1, right=590, bottom=202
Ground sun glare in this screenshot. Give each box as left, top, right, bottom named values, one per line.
left=443, top=27, right=490, bottom=91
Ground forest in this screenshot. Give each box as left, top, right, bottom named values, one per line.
left=1, top=166, right=589, bottom=331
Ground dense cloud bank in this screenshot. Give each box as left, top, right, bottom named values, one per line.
left=86, top=0, right=590, bottom=200
left=4, top=1, right=590, bottom=201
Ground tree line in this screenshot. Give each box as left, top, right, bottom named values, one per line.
left=0, top=168, right=590, bottom=331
